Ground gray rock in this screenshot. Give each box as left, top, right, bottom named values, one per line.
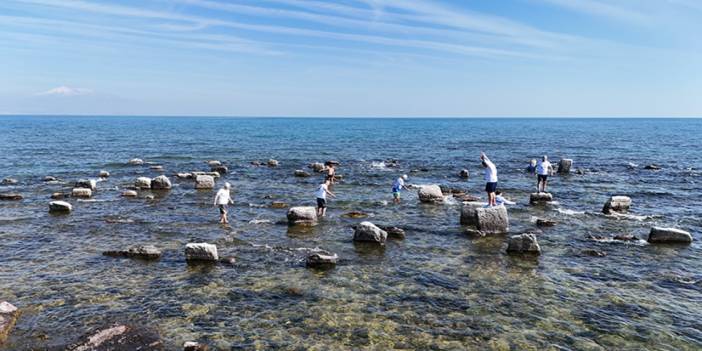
left=135, top=177, right=152, bottom=189
left=71, top=188, right=92, bottom=198
left=176, top=172, right=192, bottom=179
left=207, top=160, right=221, bottom=166
left=648, top=227, right=693, bottom=244
left=66, top=324, right=163, bottom=351
left=43, top=176, right=58, bottom=182
left=506, top=233, right=541, bottom=255
left=286, top=206, right=317, bottom=226
left=195, top=175, right=215, bottom=189
left=122, top=190, right=138, bottom=197
left=581, top=249, right=607, bottom=257
left=309, top=162, right=325, bottom=172
left=99, top=170, right=110, bottom=178
left=378, top=226, right=406, bottom=239
left=0, top=301, right=19, bottom=344
left=529, top=192, right=553, bottom=205
left=558, top=159, right=573, bottom=174
left=341, top=211, right=368, bottom=218
left=150, top=165, right=164, bottom=171
left=150, top=175, right=172, bottom=190
left=267, top=159, right=279, bottom=167
left=418, top=185, right=444, bottom=203
left=306, top=250, right=338, bottom=268
left=185, top=243, right=219, bottom=262
left=294, top=170, right=311, bottom=177
left=75, top=179, right=97, bottom=191
left=128, top=158, right=144, bottom=165
left=644, top=164, right=662, bottom=170
left=270, top=201, right=288, bottom=209
left=353, top=221, right=388, bottom=244
left=1, top=178, right=18, bottom=185
left=459, top=169, right=469, bottom=178
left=49, top=201, right=72, bottom=213
left=474, top=205, right=509, bottom=234
left=460, top=202, right=487, bottom=226
left=103, top=245, right=162, bottom=260
left=603, top=195, right=631, bottom=214
left=0, top=193, right=22, bottom=201
left=210, top=165, right=228, bottom=174
left=536, top=218, right=557, bottom=227
left=50, top=192, right=66, bottom=200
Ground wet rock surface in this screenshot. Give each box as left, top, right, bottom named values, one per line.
left=185, top=243, right=219, bottom=262
left=529, top=192, right=553, bottom=205
left=353, top=221, right=388, bottom=244
left=648, top=227, right=693, bottom=244
left=49, top=201, right=72, bottom=213
left=103, top=245, right=162, bottom=260
left=135, top=177, right=152, bottom=189
left=603, top=195, right=632, bottom=214
left=306, top=250, right=338, bottom=268
left=0, top=301, right=19, bottom=344
left=506, top=233, right=541, bottom=255
left=418, top=185, right=444, bottom=203
left=150, top=175, right=172, bottom=190
left=558, top=159, right=573, bottom=174
left=65, top=324, right=163, bottom=351
left=0, top=193, right=22, bottom=201
left=287, top=206, right=317, bottom=226
left=194, top=175, right=215, bottom=189
left=474, top=205, right=509, bottom=234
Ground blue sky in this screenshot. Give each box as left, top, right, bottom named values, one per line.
left=0, top=0, right=700, bottom=117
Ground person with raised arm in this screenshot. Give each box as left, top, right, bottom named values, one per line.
left=480, top=152, right=498, bottom=207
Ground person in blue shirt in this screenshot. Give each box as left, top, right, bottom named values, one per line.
left=392, top=174, right=408, bottom=204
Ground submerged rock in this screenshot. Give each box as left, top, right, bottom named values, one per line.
left=342, top=211, right=368, bottom=219
left=210, top=165, right=228, bottom=174
left=459, top=169, right=470, bottom=179
left=439, top=185, right=465, bottom=195
left=251, top=160, right=262, bottom=166
left=176, top=173, right=192, bottom=179
left=128, top=158, right=144, bottom=165
left=454, top=194, right=481, bottom=202
left=99, top=170, right=110, bottom=178
left=267, top=159, right=279, bottom=167
left=207, top=160, right=221, bottom=167
left=51, top=192, right=66, bottom=199
left=150, top=165, right=164, bottom=171
left=529, top=192, right=553, bottom=205
left=194, top=175, right=215, bottom=189
left=71, top=188, right=92, bottom=198
left=294, top=170, right=311, bottom=177
left=558, top=159, right=573, bottom=174
left=460, top=202, right=486, bottom=226
left=581, top=249, right=607, bottom=257
left=75, top=179, right=97, bottom=191
left=506, top=233, right=541, bottom=255
left=1, top=178, right=18, bottom=185
left=474, top=205, right=509, bottom=234
left=270, top=201, right=288, bottom=209
left=644, top=164, right=662, bottom=170
left=103, top=245, right=162, bottom=260
left=306, top=250, right=338, bottom=268
left=43, top=176, right=58, bottom=182
left=287, top=206, right=317, bottom=226
left=536, top=218, right=557, bottom=227
left=353, top=221, right=388, bottom=244
left=49, top=201, right=72, bottom=213
left=134, top=177, right=152, bottom=189
left=66, top=324, right=163, bottom=351
left=603, top=195, right=631, bottom=214
left=150, top=175, right=172, bottom=190
left=378, top=226, right=406, bottom=239
left=0, top=193, right=22, bottom=201
left=185, top=243, right=219, bottom=262
left=418, top=185, right=444, bottom=203
left=648, top=227, right=693, bottom=244
left=613, top=233, right=639, bottom=242
left=122, top=190, right=138, bottom=197
left=0, top=301, right=19, bottom=344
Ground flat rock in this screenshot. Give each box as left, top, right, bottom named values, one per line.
left=75, top=179, right=97, bottom=191
left=506, top=233, right=541, bottom=255
left=150, top=175, right=171, bottom=190
left=418, top=185, right=444, bottom=203
left=122, top=190, right=138, bottom=197
left=603, top=195, right=631, bottom=214
left=134, top=177, right=152, bottom=189
left=99, top=170, right=110, bottom=178
left=648, top=227, right=693, bottom=244
left=49, top=201, right=72, bottom=213
left=529, top=192, right=553, bottom=204
left=194, top=175, right=215, bottom=189
left=185, top=243, right=219, bottom=262
left=474, top=205, right=509, bottom=234
left=270, top=201, right=288, bottom=209
left=306, top=250, right=338, bottom=268
left=0, top=301, right=19, bottom=344
left=287, top=206, right=317, bottom=226
left=353, top=221, right=387, bottom=244
left=294, top=170, right=310, bottom=177
left=191, top=171, right=220, bottom=178
left=72, top=188, right=92, bottom=198
left=176, top=173, right=192, bottom=179
left=378, top=226, right=406, bottom=239
left=103, top=245, right=162, bottom=260
left=65, top=324, right=163, bottom=351
left=558, top=159, right=573, bottom=174
left=0, top=193, right=22, bottom=201
left=644, top=164, right=662, bottom=170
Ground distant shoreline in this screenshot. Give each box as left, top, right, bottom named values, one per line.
left=0, top=115, right=700, bottom=119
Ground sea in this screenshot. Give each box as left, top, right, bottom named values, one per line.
left=0, top=116, right=701, bottom=350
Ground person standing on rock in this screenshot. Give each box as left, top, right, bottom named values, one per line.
left=315, top=179, right=336, bottom=217
left=214, top=182, right=234, bottom=224
left=480, top=152, right=498, bottom=207
left=536, top=155, right=554, bottom=193
left=392, top=174, right=409, bottom=204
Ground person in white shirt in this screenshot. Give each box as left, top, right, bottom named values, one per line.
left=480, top=152, right=498, bottom=206
left=392, top=174, right=408, bottom=204
left=315, top=179, right=336, bottom=217
left=213, top=182, right=234, bottom=224
left=536, top=155, right=554, bottom=193
left=495, top=191, right=516, bottom=206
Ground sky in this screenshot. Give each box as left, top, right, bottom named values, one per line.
left=0, top=0, right=701, bottom=117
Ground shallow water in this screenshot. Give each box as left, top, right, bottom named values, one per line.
left=1, top=117, right=701, bottom=350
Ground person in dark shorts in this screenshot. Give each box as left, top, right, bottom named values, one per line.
left=315, top=179, right=336, bottom=217
left=213, top=182, right=234, bottom=224
left=480, top=152, right=498, bottom=207
left=536, top=155, right=554, bottom=192
left=323, top=162, right=336, bottom=184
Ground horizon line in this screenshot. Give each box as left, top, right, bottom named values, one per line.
left=1, top=114, right=700, bottom=119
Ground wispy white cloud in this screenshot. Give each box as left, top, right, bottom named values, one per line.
left=37, top=86, right=93, bottom=96
left=536, top=0, right=649, bottom=23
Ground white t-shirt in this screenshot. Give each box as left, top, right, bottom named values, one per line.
left=392, top=177, right=404, bottom=191
left=315, top=184, right=328, bottom=199
left=214, top=188, right=231, bottom=205
left=483, top=158, right=498, bottom=182
left=537, top=161, right=551, bottom=175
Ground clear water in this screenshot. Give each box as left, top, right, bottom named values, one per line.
left=1, top=117, right=701, bottom=350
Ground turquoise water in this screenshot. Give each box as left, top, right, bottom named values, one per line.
left=0, top=117, right=701, bottom=349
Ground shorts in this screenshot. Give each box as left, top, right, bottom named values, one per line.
left=316, top=198, right=326, bottom=208
left=218, top=205, right=227, bottom=214
left=485, top=182, right=497, bottom=193
left=392, top=191, right=401, bottom=199
left=326, top=174, right=335, bottom=181
left=538, top=174, right=548, bottom=182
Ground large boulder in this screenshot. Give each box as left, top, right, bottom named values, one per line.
left=474, top=205, right=509, bottom=234
left=378, top=226, right=406, bottom=240
left=287, top=206, right=317, bottom=226
left=506, top=234, right=541, bottom=255
left=529, top=192, right=553, bottom=205
left=460, top=202, right=486, bottom=226
left=128, top=158, right=144, bottom=165
left=103, top=245, right=162, bottom=260
left=353, top=221, right=388, bottom=244
left=195, top=175, right=215, bottom=189
left=603, top=195, right=631, bottom=214
left=135, top=177, right=152, bottom=189
left=150, top=175, right=171, bottom=190
left=75, top=179, right=97, bottom=191
left=49, top=201, right=72, bottom=213
left=418, top=185, right=444, bottom=203
left=309, top=162, right=325, bottom=172
left=306, top=250, right=338, bottom=268
left=0, top=301, right=19, bottom=344
left=0, top=193, right=22, bottom=201
left=648, top=227, right=693, bottom=244
left=71, top=188, right=92, bottom=198
left=65, top=324, right=163, bottom=350
left=558, top=159, right=573, bottom=174
left=185, top=243, right=219, bottom=262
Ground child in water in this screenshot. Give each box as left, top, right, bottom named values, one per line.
left=495, top=190, right=516, bottom=206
